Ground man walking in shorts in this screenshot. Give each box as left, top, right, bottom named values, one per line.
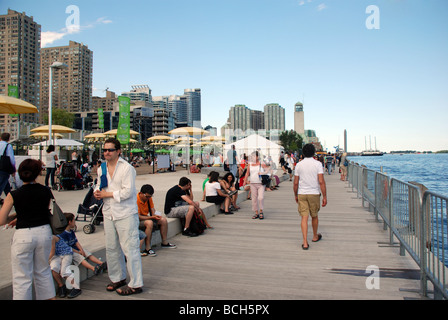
left=293, top=144, right=327, bottom=250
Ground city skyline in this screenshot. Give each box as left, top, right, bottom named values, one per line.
left=1, top=1, right=447, bottom=152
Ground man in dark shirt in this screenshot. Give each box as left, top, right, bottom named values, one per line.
left=164, top=177, right=201, bottom=237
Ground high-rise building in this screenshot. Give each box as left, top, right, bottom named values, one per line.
left=251, top=110, right=264, bottom=131
left=92, top=89, right=117, bottom=111
left=264, top=103, right=285, bottom=131
left=40, top=40, right=93, bottom=121
left=184, top=88, right=201, bottom=127
left=0, top=9, right=41, bottom=131
left=121, top=85, right=152, bottom=103
left=294, top=101, right=304, bottom=136
left=229, top=104, right=252, bottom=131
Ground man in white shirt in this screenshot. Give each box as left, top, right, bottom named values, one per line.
left=293, top=144, right=327, bottom=250
left=94, top=138, right=143, bottom=296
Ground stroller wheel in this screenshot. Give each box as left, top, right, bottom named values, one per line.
left=83, top=224, right=95, bottom=234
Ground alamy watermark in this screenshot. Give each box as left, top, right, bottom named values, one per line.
left=365, top=265, right=380, bottom=290
left=65, top=5, right=80, bottom=33
left=366, top=5, right=380, bottom=30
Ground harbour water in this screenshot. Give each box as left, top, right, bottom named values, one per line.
left=348, top=153, right=448, bottom=198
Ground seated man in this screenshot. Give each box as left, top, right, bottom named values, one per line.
left=164, top=177, right=201, bottom=237
left=137, top=184, right=176, bottom=256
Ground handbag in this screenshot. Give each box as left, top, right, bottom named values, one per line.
left=0, top=143, right=15, bottom=174
left=50, top=191, right=68, bottom=235
left=259, top=164, right=270, bottom=186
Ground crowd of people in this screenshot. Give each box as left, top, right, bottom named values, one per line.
left=0, top=130, right=350, bottom=300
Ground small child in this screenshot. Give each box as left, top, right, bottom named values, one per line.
left=49, top=232, right=74, bottom=298
left=60, top=213, right=107, bottom=277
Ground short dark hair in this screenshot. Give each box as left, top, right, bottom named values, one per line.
left=46, top=145, right=55, bottom=153
left=302, top=143, right=316, bottom=158
left=64, top=212, right=75, bottom=222
left=179, top=177, right=191, bottom=187
left=18, top=159, right=43, bottom=182
left=140, top=184, right=154, bottom=195
left=104, top=138, right=121, bottom=150
left=1, top=133, right=10, bottom=141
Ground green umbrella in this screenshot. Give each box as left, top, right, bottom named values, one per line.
left=155, top=149, right=170, bottom=154
left=131, top=148, right=145, bottom=153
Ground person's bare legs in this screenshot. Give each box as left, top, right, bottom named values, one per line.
left=301, top=215, right=309, bottom=248
left=311, top=216, right=320, bottom=241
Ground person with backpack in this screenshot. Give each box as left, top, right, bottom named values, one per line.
left=0, top=133, right=15, bottom=204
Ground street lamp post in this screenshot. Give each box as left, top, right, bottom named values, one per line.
left=48, top=61, right=68, bottom=145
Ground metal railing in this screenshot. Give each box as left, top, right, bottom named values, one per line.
left=347, top=162, right=448, bottom=299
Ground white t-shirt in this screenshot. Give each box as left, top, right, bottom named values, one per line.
left=294, top=157, right=324, bottom=195
left=45, top=151, right=57, bottom=168
left=205, top=181, right=222, bottom=196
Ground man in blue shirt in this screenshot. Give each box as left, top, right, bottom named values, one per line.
left=0, top=133, right=16, bottom=204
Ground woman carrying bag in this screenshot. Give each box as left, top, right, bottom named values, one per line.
left=0, top=159, right=55, bottom=300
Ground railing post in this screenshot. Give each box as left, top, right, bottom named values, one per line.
left=389, top=179, right=394, bottom=245
left=420, top=192, right=428, bottom=297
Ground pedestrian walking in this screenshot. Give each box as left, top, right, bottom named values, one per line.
left=244, top=151, right=268, bottom=220
left=94, top=138, right=143, bottom=296
left=227, top=144, right=238, bottom=178
left=293, top=143, right=327, bottom=250
left=0, top=133, right=15, bottom=203
left=0, top=159, right=55, bottom=300
left=44, top=145, right=58, bottom=189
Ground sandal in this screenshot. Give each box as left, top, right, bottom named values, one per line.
left=252, top=214, right=259, bottom=219
left=259, top=213, right=264, bottom=220
left=116, top=285, right=143, bottom=296
left=106, top=279, right=127, bottom=292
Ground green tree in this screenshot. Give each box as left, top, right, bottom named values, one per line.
left=42, top=108, right=75, bottom=127
left=279, top=130, right=303, bottom=152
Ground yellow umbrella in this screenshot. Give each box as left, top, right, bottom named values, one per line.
left=30, top=132, right=63, bottom=139
left=84, top=133, right=106, bottom=139
left=168, top=127, right=209, bottom=136
left=0, top=95, right=38, bottom=114
left=147, top=135, right=172, bottom=141
left=103, top=129, right=140, bottom=136
left=31, top=124, right=76, bottom=133
left=200, top=136, right=226, bottom=142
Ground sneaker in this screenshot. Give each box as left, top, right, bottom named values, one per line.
left=141, top=249, right=157, bottom=257
left=94, top=262, right=107, bottom=275
left=182, top=228, right=198, bottom=237
left=67, top=288, right=82, bottom=299
left=57, top=285, right=67, bottom=298
left=161, top=242, right=177, bottom=249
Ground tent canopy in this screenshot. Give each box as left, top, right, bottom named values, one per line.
left=223, top=134, right=283, bottom=162
left=32, top=139, right=84, bottom=147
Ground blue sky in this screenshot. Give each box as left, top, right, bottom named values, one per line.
left=2, top=0, right=447, bottom=152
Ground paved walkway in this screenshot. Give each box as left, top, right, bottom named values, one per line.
left=0, top=167, right=424, bottom=300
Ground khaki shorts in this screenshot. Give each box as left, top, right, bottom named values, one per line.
left=298, top=194, right=321, bottom=217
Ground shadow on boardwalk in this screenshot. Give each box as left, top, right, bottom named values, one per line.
left=72, top=173, right=422, bottom=301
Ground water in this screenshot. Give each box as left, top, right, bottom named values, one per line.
left=348, top=153, right=448, bottom=198
left=349, top=153, right=448, bottom=270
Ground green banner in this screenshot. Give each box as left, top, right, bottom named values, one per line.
left=117, top=96, right=131, bottom=145
left=98, top=108, right=104, bottom=129
left=8, top=85, right=19, bottom=117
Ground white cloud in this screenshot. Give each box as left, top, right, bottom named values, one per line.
left=41, top=17, right=112, bottom=48
left=317, top=3, right=327, bottom=11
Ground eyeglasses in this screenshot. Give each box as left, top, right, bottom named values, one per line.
left=103, top=148, right=117, bottom=153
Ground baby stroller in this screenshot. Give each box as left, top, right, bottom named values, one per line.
left=55, top=161, right=78, bottom=191
left=76, top=186, right=104, bottom=234
left=80, top=163, right=93, bottom=188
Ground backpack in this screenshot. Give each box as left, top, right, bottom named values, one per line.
left=181, top=211, right=206, bottom=235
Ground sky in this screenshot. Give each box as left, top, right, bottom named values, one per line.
left=2, top=0, right=447, bottom=152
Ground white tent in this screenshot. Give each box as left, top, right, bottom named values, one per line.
left=28, top=139, right=84, bottom=162
left=223, top=134, right=284, bottom=164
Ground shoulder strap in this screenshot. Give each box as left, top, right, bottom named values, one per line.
left=2, top=143, right=9, bottom=156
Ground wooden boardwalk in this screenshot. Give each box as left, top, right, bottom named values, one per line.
left=73, top=173, right=423, bottom=300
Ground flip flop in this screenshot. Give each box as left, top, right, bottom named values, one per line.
left=312, top=234, right=322, bottom=242
left=302, top=244, right=309, bottom=250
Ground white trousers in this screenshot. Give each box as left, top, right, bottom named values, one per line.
left=11, top=224, right=55, bottom=300
left=104, top=214, right=143, bottom=289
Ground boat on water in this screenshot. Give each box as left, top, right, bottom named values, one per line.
left=361, top=136, right=384, bottom=156
left=361, top=150, right=384, bottom=156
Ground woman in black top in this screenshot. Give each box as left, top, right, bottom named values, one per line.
left=0, top=159, right=55, bottom=300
